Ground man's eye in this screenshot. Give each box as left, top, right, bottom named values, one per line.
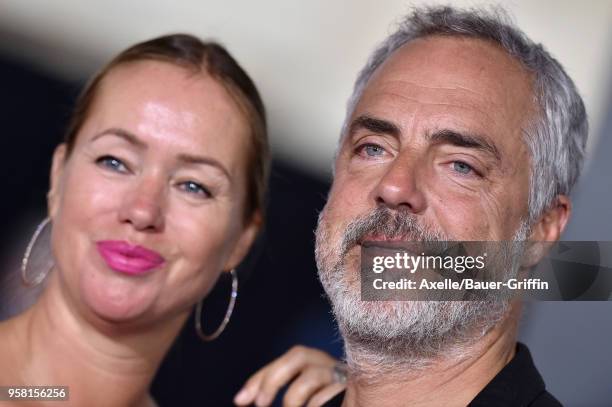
left=357, top=143, right=386, bottom=157
left=452, top=161, right=474, bottom=175
left=96, top=155, right=129, bottom=173
left=179, top=181, right=212, bottom=198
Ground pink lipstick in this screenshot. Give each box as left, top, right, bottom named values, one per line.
left=96, top=240, right=165, bottom=275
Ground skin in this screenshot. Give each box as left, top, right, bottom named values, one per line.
left=0, top=60, right=259, bottom=406
left=319, top=36, right=571, bottom=406
left=235, top=346, right=345, bottom=407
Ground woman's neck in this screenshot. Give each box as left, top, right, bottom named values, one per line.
left=3, top=270, right=189, bottom=407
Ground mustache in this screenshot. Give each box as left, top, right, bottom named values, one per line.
left=339, top=206, right=450, bottom=257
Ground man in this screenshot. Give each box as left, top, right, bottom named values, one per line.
left=316, top=6, right=587, bottom=406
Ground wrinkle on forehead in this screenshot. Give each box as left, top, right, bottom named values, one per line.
left=362, top=82, right=497, bottom=121
left=375, top=79, right=492, bottom=98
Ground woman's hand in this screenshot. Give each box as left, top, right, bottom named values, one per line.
left=234, top=345, right=346, bottom=407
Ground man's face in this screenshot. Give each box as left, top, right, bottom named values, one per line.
left=316, top=36, right=535, bottom=362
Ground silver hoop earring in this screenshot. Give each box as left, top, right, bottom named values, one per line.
left=195, top=269, right=238, bottom=342
left=21, top=217, right=54, bottom=287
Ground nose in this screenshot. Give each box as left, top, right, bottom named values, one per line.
left=373, top=150, right=427, bottom=213
left=118, top=175, right=166, bottom=232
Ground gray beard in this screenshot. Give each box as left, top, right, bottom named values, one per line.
left=315, top=206, right=529, bottom=378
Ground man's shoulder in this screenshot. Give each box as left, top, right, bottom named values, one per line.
left=530, top=390, right=563, bottom=406
left=323, top=387, right=562, bottom=407
left=470, top=342, right=562, bottom=406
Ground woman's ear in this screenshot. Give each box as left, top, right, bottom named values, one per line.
left=47, top=143, right=68, bottom=219
left=223, top=210, right=262, bottom=272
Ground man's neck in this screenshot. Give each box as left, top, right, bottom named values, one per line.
left=342, top=305, right=520, bottom=407
left=4, top=271, right=188, bottom=407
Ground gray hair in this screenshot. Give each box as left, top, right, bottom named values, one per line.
left=341, top=6, right=588, bottom=224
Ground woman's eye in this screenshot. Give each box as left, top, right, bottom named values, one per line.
left=452, top=161, right=475, bottom=175
left=96, top=155, right=128, bottom=173
left=179, top=181, right=211, bottom=198
left=357, top=143, right=386, bottom=157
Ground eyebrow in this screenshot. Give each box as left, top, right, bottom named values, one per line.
left=348, top=115, right=401, bottom=139
left=91, top=128, right=147, bottom=149
left=427, top=129, right=501, bottom=162
left=176, top=153, right=232, bottom=181
left=91, top=127, right=232, bottom=180
left=348, top=115, right=500, bottom=162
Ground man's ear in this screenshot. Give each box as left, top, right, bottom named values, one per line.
left=223, top=210, right=262, bottom=272
left=521, top=195, right=571, bottom=268
left=47, top=143, right=68, bottom=219
left=528, top=195, right=571, bottom=242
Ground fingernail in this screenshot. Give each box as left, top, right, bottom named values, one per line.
left=234, top=388, right=251, bottom=405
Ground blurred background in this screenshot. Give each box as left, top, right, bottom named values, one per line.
left=0, top=0, right=610, bottom=405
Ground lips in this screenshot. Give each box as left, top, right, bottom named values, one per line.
left=96, top=240, right=165, bottom=276
left=359, top=234, right=420, bottom=247
left=361, top=234, right=412, bottom=243
left=359, top=234, right=452, bottom=258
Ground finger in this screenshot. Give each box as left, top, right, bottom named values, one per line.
left=282, top=367, right=335, bottom=407
left=291, top=346, right=338, bottom=367
left=234, top=368, right=266, bottom=405
left=306, top=383, right=346, bottom=407
left=254, top=346, right=328, bottom=405
left=236, top=346, right=307, bottom=405
left=237, top=346, right=339, bottom=407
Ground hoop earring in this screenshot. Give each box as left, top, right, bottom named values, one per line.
left=21, top=217, right=54, bottom=287
left=195, top=269, right=238, bottom=342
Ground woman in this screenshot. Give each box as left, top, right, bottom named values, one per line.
left=0, top=34, right=342, bottom=406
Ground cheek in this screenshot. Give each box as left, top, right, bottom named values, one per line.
left=173, top=218, right=227, bottom=270
left=429, top=192, right=496, bottom=239
left=330, top=166, right=378, bottom=210
left=55, top=159, right=124, bottom=221
left=324, top=180, right=358, bottom=237
left=163, top=203, right=241, bottom=296
left=52, top=165, right=122, bottom=267
left=425, top=171, right=528, bottom=240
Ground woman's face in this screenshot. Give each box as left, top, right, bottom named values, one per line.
left=47, top=60, right=258, bottom=327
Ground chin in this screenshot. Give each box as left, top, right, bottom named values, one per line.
left=78, top=268, right=162, bottom=325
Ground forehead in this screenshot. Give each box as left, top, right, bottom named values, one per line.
left=353, top=36, right=536, bottom=151
left=84, top=60, right=250, bottom=150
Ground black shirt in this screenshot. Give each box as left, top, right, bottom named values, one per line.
left=323, top=343, right=561, bottom=406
